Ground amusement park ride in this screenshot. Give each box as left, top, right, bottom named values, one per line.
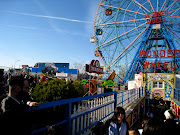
left=92, top=0, right=180, bottom=84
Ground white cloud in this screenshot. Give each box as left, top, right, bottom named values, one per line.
left=6, top=10, right=91, bottom=24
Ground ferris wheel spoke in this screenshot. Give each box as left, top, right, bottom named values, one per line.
left=110, top=32, right=147, bottom=68
left=171, top=36, right=180, bottom=46
left=100, top=3, right=145, bottom=16
left=148, top=0, right=155, bottom=12
left=101, top=12, right=118, bottom=25
left=100, top=26, right=116, bottom=46
left=164, top=0, right=177, bottom=11
left=106, top=25, right=148, bottom=69
left=160, top=0, right=167, bottom=11
left=133, top=0, right=150, bottom=13
left=156, top=0, right=159, bottom=12
left=165, top=25, right=180, bottom=40
left=130, top=1, right=148, bottom=15
left=97, top=22, right=147, bottom=48
left=174, top=38, right=180, bottom=48
left=112, top=40, right=142, bottom=70
left=166, top=21, right=180, bottom=27
left=113, top=41, right=139, bottom=66
left=168, top=8, right=180, bottom=14
left=164, top=16, right=180, bottom=19
left=94, top=18, right=148, bottom=27
left=100, top=30, right=144, bottom=52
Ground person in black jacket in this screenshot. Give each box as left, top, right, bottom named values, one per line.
left=156, top=99, right=166, bottom=121
left=163, top=110, right=177, bottom=135
left=0, top=76, right=31, bottom=135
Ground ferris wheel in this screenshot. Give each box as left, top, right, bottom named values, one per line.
left=93, top=0, right=180, bottom=82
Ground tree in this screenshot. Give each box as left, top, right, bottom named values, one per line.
left=71, top=61, right=88, bottom=80
left=72, top=79, right=84, bottom=96
left=72, top=62, right=85, bottom=74
left=31, top=79, right=84, bottom=103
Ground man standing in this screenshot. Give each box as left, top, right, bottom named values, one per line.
left=1, top=76, right=31, bottom=135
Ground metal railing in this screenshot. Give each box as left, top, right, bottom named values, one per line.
left=174, top=88, right=180, bottom=101
left=30, top=87, right=143, bottom=135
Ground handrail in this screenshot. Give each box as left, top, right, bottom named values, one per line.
left=30, top=87, right=144, bottom=135
left=35, top=91, right=115, bottom=110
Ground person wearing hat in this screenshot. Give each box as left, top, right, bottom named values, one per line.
left=163, top=110, right=177, bottom=135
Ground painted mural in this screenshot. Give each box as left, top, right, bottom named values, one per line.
left=143, top=73, right=175, bottom=99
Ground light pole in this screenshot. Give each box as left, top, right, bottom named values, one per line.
left=14, top=60, right=20, bottom=69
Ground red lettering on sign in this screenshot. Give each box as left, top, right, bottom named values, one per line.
left=145, top=11, right=168, bottom=24
left=160, top=50, right=165, bottom=57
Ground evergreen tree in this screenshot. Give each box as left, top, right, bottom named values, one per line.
left=32, top=79, right=84, bottom=103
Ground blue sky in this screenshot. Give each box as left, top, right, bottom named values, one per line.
left=0, top=0, right=100, bottom=69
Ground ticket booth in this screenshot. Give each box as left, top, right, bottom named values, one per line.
left=142, top=73, right=175, bottom=99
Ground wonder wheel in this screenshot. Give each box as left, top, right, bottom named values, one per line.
left=93, top=0, right=180, bottom=82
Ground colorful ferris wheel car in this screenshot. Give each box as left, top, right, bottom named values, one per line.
left=96, top=28, right=103, bottom=35
left=105, top=8, right=112, bottom=16
left=95, top=50, right=102, bottom=57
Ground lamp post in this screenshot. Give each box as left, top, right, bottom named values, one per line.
left=14, top=60, right=20, bottom=69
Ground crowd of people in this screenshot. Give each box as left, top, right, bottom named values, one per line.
left=140, top=98, right=180, bottom=135
left=0, top=73, right=180, bottom=135
left=93, top=98, right=180, bottom=135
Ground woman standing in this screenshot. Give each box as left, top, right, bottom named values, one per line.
left=107, top=107, right=129, bottom=135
